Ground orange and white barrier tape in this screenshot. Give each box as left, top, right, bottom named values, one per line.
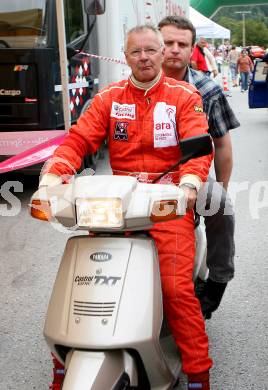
left=79, top=50, right=127, bottom=65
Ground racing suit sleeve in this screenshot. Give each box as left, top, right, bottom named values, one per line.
left=42, top=93, right=110, bottom=178
left=177, top=89, right=213, bottom=190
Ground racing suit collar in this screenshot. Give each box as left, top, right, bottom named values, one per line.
left=128, top=71, right=164, bottom=95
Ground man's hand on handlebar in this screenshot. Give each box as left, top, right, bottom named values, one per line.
left=180, top=185, right=198, bottom=211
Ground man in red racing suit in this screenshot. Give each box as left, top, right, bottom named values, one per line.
left=40, top=25, right=213, bottom=388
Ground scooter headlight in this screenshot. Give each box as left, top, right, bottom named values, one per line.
left=75, top=198, right=123, bottom=228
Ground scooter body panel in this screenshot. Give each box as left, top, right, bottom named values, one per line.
left=44, top=235, right=179, bottom=387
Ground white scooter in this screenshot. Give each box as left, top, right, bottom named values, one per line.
left=30, top=135, right=211, bottom=390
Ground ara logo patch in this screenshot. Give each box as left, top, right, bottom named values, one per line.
left=113, top=122, right=129, bottom=141
left=153, top=102, right=178, bottom=148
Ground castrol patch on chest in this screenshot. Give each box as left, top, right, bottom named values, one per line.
left=111, top=102, right=136, bottom=120
left=153, top=102, right=178, bottom=148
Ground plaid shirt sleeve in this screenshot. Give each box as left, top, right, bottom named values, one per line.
left=188, top=68, right=240, bottom=139
left=207, top=93, right=240, bottom=138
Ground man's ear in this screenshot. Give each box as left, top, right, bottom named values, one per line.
left=190, top=45, right=194, bottom=56
left=160, top=46, right=165, bottom=66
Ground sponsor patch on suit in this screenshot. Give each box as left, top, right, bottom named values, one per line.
left=113, top=121, right=129, bottom=141
left=153, top=102, right=178, bottom=148
left=194, top=105, right=203, bottom=113
left=111, top=102, right=136, bottom=119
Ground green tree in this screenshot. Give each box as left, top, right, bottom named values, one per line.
left=216, top=16, right=268, bottom=47
left=213, top=5, right=268, bottom=26
left=244, top=20, right=268, bottom=46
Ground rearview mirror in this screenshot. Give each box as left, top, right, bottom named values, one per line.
left=179, top=134, right=213, bottom=164
left=84, top=0, right=105, bottom=15
left=152, top=134, right=213, bottom=184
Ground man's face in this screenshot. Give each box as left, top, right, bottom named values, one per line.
left=160, top=25, right=193, bottom=74
left=125, top=29, right=164, bottom=82
left=198, top=38, right=207, bottom=48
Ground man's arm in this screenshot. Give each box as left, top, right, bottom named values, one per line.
left=202, top=85, right=239, bottom=190
left=236, top=58, right=240, bottom=73
left=204, top=47, right=218, bottom=77
left=213, top=133, right=233, bottom=190
left=249, top=57, right=254, bottom=72
left=177, top=87, right=213, bottom=210
left=40, top=93, right=109, bottom=182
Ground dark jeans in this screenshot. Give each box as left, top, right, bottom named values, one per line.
left=240, top=72, right=249, bottom=91
left=196, top=177, right=235, bottom=283
left=230, top=63, right=238, bottom=81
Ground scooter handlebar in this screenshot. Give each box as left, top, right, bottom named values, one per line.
left=29, top=175, right=187, bottom=231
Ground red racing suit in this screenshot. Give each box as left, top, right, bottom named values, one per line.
left=46, top=72, right=213, bottom=374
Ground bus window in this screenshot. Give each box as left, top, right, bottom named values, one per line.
left=0, top=0, right=47, bottom=48
left=64, top=0, right=86, bottom=44
left=254, top=61, right=268, bottom=82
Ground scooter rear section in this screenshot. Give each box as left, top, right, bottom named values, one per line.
left=44, top=235, right=180, bottom=389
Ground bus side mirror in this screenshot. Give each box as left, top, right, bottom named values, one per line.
left=84, top=0, right=105, bottom=15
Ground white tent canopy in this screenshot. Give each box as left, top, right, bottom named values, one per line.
left=189, top=7, right=230, bottom=39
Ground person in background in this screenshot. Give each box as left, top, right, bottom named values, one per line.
left=203, top=44, right=218, bottom=78
left=158, top=15, right=240, bottom=321
left=227, top=46, right=240, bottom=87
left=40, top=25, right=213, bottom=390
left=191, top=37, right=218, bottom=78
left=246, top=46, right=255, bottom=62
left=190, top=37, right=208, bottom=74
left=263, top=52, right=268, bottom=63
left=214, top=48, right=223, bottom=74
left=237, top=49, right=254, bottom=92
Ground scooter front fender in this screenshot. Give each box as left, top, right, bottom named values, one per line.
left=62, top=349, right=137, bottom=390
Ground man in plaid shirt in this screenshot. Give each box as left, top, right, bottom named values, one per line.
left=159, top=15, right=240, bottom=319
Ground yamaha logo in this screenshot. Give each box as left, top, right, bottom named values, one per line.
left=90, top=252, right=112, bottom=262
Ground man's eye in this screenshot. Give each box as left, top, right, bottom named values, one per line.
left=146, top=49, right=157, bottom=55
left=129, top=50, right=140, bottom=56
